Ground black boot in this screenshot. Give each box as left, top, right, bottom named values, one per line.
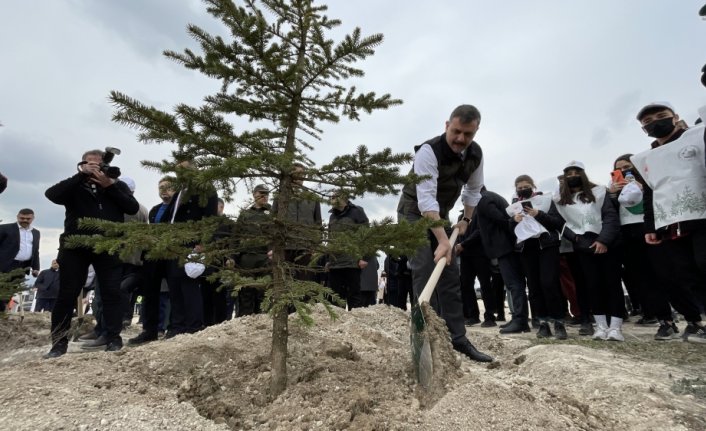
left=452, top=339, right=493, bottom=363
left=536, top=322, right=552, bottom=338
left=43, top=339, right=68, bottom=359
left=499, top=319, right=531, bottom=334
left=554, top=322, right=568, bottom=340
left=128, top=331, right=159, bottom=346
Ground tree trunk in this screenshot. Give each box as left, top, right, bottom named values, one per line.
left=269, top=283, right=289, bottom=397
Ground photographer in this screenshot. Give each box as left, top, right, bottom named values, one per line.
left=43, top=149, right=139, bottom=358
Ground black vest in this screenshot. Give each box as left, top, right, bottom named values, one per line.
left=397, top=134, right=482, bottom=220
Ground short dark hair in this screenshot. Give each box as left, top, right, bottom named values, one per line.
left=449, top=105, right=481, bottom=124
left=82, top=149, right=104, bottom=161
left=217, top=198, right=225, bottom=205
left=18, top=208, right=34, bottom=215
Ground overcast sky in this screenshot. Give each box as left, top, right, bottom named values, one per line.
left=1, top=0, right=705, bottom=269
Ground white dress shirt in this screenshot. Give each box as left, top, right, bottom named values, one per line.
left=414, top=144, right=484, bottom=214
left=14, top=223, right=34, bottom=262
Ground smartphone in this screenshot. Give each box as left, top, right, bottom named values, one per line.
left=611, top=169, right=624, bottom=183
left=522, top=201, right=533, bottom=210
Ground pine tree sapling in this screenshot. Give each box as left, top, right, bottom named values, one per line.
left=86, top=0, right=430, bottom=398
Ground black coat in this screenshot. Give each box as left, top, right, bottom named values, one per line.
left=0, top=223, right=40, bottom=272
left=34, top=268, right=60, bottom=299
left=45, top=173, right=139, bottom=237
left=475, top=190, right=516, bottom=259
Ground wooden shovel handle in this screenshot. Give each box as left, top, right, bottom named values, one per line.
left=418, top=227, right=459, bottom=304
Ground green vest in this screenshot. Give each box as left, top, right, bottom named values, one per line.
left=397, top=134, right=482, bottom=221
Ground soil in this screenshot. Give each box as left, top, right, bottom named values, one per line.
left=0, top=306, right=705, bottom=431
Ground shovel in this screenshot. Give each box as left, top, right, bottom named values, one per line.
left=411, top=227, right=459, bottom=388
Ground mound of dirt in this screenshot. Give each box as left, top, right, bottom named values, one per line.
left=0, top=305, right=704, bottom=430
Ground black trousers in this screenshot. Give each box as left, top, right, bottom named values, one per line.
left=201, top=277, right=228, bottom=325
left=396, top=275, right=414, bottom=311
left=497, top=252, right=528, bottom=322
left=521, top=241, right=564, bottom=321
left=140, top=260, right=169, bottom=334
left=575, top=250, right=624, bottom=318
left=120, top=264, right=143, bottom=323
left=459, top=253, right=490, bottom=320
left=663, top=229, right=706, bottom=319
left=621, top=226, right=671, bottom=320
left=328, top=267, right=363, bottom=309
left=166, top=260, right=203, bottom=334
left=51, top=248, right=123, bottom=345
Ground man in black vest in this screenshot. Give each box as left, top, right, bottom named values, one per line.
left=397, top=105, right=492, bottom=363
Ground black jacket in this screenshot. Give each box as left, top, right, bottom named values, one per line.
left=0, top=223, right=40, bottom=272
left=45, top=173, right=139, bottom=238
left=457, top=213, right=488, bottom=258
left=34, top=268, right=60, bottom=299
left=328, top=202, right=369, bottom=269
left=475, top=190, right=516, bottom=259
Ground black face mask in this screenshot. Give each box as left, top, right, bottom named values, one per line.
left=566, top=176, right=583, bottom=188
left=516, top=188, right=533, bottom=199
left=643, top=117, right=676, bottom=139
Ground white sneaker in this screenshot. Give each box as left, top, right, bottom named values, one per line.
left=606, top=328, right=625, bottom=342
left=593, top=324, right=608, bottom=340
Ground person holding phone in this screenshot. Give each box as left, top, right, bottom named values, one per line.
left=510, top=175, right=567, bottom=339
left=555, top=161, right=624, bottom=341
left=610, top=154, right=700, bottom=340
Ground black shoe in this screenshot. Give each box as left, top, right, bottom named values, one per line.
left=128, top=331, right=159, bottom=346
left=164, top=330, right=183, bottom=340
left=496, top=314, right=506, bottom=322
left=536, top=322, right=552, bottom=338
left=578, top=322, right=594, bottom=336
left=554, top=322, right=568, bottom=340
left=567, top=316, right=583, bottom=326
left=43, top=341, right=68, bottom=359
left=683, top=322, right=705, bottom=341
left=81, top=334, right=110, bottom=350
left=452, top=339, right=493, bottom=363
left=654, top=321, right=679, bottom=340
left=464, top=318, right=481, bottom=326
left=77, top=331, right=98, bottom=341
left=122, top=320, right=132, bottom=329
left=106, top=338, right=123, bottom=352
left=499, top=319, right=531, bottom=334
left=480, top=319, right=497, bottom=328
left=635, top=317, right=658, bottom=325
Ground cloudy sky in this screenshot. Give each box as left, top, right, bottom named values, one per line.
left=1, top=0, right=705, bottom=269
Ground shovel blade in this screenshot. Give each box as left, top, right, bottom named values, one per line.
left=411, top=303, right=433, bottom=387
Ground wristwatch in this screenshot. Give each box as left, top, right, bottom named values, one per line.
left=461, top=216, right=471, bottom=224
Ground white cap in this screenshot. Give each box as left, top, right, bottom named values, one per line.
left=636, top=102, right=675, bottom=121
left=564, top=160, right=585, bottom=171
left=120, top=176, right=136, bottom=193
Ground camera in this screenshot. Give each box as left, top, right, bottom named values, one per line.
left=101, top=147, right=122, bottom=179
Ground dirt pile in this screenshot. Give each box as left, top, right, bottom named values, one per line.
left=0, top=306, right=705, bottom=430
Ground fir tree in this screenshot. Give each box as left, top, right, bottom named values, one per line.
left=73, top=0, right=431, bottom=398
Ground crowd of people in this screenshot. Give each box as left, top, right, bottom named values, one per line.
left=0, top=100, right=704, bottom=364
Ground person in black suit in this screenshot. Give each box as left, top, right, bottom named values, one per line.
left=43, top=149, right=139, bottom=358
left=0, top=208, right=40, bottom=310
left=0, top=208, right=40, bottom=276
left=128, top=177, right=176, bottom=345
